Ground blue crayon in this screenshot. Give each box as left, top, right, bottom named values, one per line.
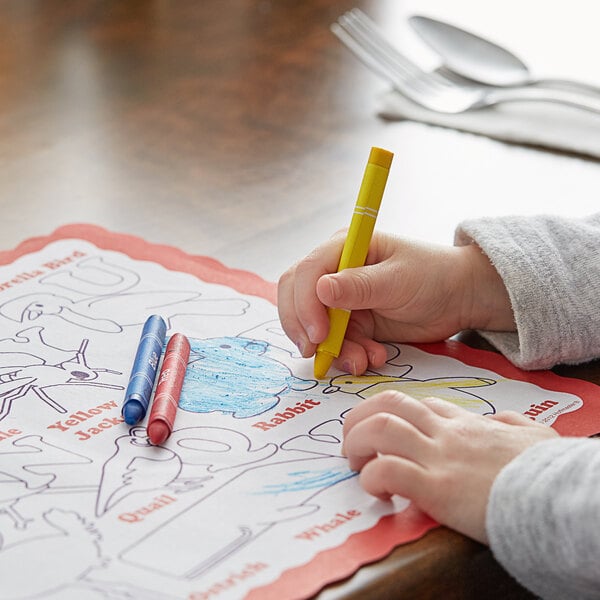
left=122, top=315, right=167, bottom=425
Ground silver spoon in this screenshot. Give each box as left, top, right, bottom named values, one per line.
left=409, top=15, right=600, bottom=96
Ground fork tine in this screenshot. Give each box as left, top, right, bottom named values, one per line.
left=330, top=22, right=403, bottom=89
left=331, top=8, right=464, bottom=112
left=333, top=18, right=424, bottom=99
left=346, top=9, right=424, bottom=80
left=333, top=9, right=451, bottom=104
left=332, top=8, right=481, bottom=113
left=343, top=9, right=453, bottom=92
left=335, top=15, right=415, bottom=85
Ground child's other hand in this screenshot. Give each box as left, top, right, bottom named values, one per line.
left=342, top=391, right=559, bottom=544
left=277, top=231, right=513, bottom=375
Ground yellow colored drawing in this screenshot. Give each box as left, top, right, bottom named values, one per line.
left=324, top=373, right=497, bottom=415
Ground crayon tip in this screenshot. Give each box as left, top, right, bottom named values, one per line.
left=314, top=351, right=334, bottom=380
left=122, top=400, right=145, bottom=425
left=148, top=421, right=170, bottom=445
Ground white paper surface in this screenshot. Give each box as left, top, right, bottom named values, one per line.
left=0, top=238, right=588, bottom=599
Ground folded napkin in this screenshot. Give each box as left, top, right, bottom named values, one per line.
left=378, top=89, right=600, bottom=160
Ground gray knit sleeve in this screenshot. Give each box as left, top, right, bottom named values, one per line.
left=455, top=213, right=600, bottom=369
left=486, top=437, right=600, bottom=599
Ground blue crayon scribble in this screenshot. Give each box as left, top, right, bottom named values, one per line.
left=255, top=467, right=357, bottom=495
left=178, top=336, right=315, bottom=418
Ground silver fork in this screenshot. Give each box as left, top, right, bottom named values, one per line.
left=332, top=9, right=600, bottom=115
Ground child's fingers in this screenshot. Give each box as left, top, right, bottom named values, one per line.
left=279, top=234, right=346, bottom=349
left=420, top=396, right=469, bottom=418
left=359, top=454, right=429, bottom=502
left=490, top=410, right=540, bottom=426
left=343, top=411, right=434, bottom=472
left=344, top=316, right=389, bottom=368
left=342, top=391, right=440, bottom=440
left=276, top=272, right=318, bottom=357
left=333, top=334, right=388, bottom=376
left=331, top=337, right=370, bottom=376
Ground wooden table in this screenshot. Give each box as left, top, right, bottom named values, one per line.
left=1, top=1, right=599, bottom=597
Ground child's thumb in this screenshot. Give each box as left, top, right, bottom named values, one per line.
left=316, top=265, right=383, bottom=310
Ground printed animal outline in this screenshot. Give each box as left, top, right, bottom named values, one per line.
left=95, top=426, right=278, bottom=517
left=0, top=508, right=177, bottom=600
left=323, top=345, right=497, bottom=415
left=0, top=435, right=93, bottom=530
left=1, top=421, right=357, bottom=592
left=0, top=255, right=250, bottom=335
left=0, top=326, right=93, bottom=367
left=38, top=255, right=141, bottom=297
left=178, top=336, right=318, bottom=418
left=280, top=416, right=349, bottom=457
left=0, top=338, right=123, bottom=422
left=117, top=424, right=356, bottom=580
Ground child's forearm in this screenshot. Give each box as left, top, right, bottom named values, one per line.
left=459, top=243, right=515, bottom=333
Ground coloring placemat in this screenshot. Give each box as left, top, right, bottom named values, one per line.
left=1, top=224, right=599, bottom=600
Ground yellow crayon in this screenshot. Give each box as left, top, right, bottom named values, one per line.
left=314, top=146, right=394, bottom=379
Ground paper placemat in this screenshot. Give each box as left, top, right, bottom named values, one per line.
left=1, top=224, right=599, bottom=599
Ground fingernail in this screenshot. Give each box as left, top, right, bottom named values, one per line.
left=306, top=325, right=318, bottom=344
left=296, top=338, right=307, bottom=356
left=327, top=276, right=342, bottom=302
left=342, top=359, right=355, bottom=375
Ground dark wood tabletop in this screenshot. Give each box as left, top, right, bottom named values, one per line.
left=0, top=1, right=599, bottom=598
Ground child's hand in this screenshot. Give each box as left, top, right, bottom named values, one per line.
left=342, top=391, right=559, bottom=544
left=277, top=231, right=513, bottom=375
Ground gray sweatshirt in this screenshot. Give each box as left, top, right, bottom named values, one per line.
left=455, top=214, right=600, bottom=599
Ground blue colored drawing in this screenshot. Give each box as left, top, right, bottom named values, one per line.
left=256, top=467, right=357, bottom=495
left=178, top=336, right=317, bottom=418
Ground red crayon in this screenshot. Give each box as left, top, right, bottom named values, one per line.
left=147, top=333, right=190, bottom=445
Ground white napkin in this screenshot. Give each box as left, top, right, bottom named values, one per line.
left=378, top=89, right=600, bottom=160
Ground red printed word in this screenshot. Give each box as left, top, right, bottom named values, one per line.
left=0, top=270, right=45, bottom=292
left=47, top=400, right=123, bottom=440
left=47, top=401, right=118, bottom=433
left=523, top=400, right=559, bottom=420
left=295, top=509, right=361, bottom=541
left=0, top=428, right=22, bottom=442
left=118, top=494, right=177, bottom=523
left=0, top=251, right=87, bottom=294
left=252, top=399, right=321, bottom=431
left=42, top=250, right=87, bottom=270
left=73, top=416, right=124, bottom=441
left=189, top=562, right=269, bottom=599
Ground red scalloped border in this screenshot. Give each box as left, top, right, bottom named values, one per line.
left=0, top=223, right=277, bottom=305
left=4, top=224, right=600, bottom=599
left=246, top=505, right=437, bottom=600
